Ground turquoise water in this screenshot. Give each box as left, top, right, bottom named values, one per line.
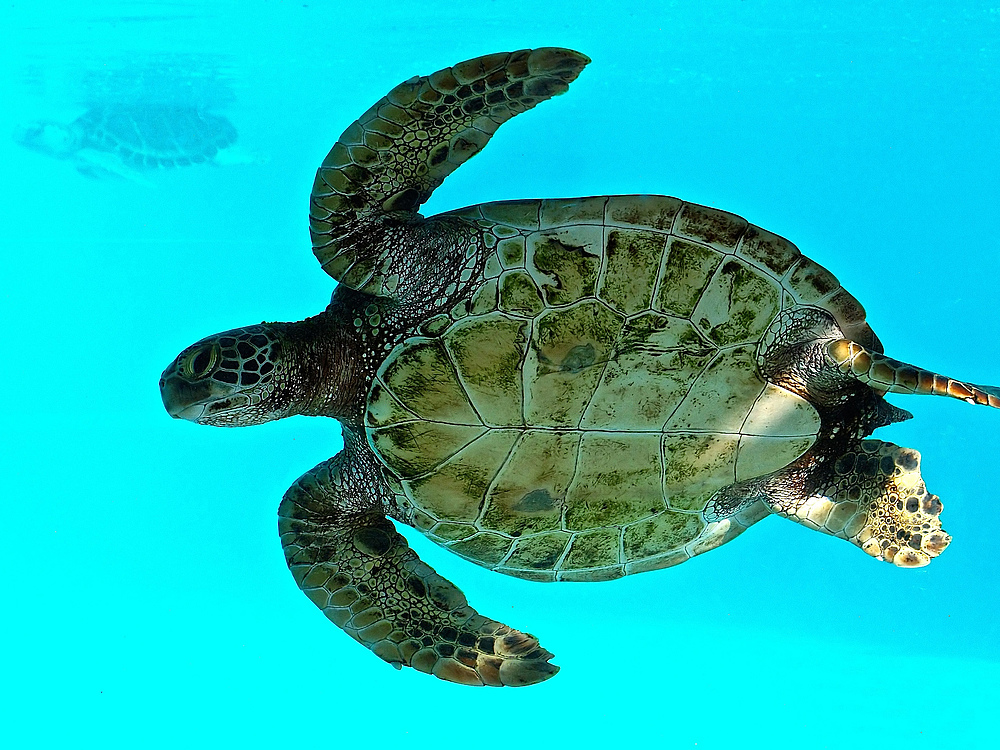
left=3, top=1, right=998, bottom=747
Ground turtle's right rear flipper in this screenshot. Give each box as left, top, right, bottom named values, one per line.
left=278, top=454, right=558, bottom=686
left=826, top=340, right=1000, bottom=409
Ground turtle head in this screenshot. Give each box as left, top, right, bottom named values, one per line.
left=160, top=324, right=293, bottom=427
left=13, top=120, right=77, bottom=159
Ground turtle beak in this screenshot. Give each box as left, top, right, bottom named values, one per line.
left=159, top=373, right=212, bottom=421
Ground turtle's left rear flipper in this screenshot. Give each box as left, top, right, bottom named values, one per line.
left=278, top=454, right=558, bottom=686
left=776, top=440, right=951, bottom=567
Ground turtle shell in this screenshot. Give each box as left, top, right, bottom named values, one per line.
left=365, top=195, right=877, bottom=582
left=76, top=106, right=237, bottom=169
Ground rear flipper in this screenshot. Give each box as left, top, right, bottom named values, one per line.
left=278, top=454, right=558, bottom=686
left=826, top=339, right=1000, bottom=409
left=775, top=439, right=951, bottom=567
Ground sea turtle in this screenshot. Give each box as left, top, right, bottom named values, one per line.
left=15, top=105, right=242, bottom=179
left=160, top=48, right=1000, bottom=687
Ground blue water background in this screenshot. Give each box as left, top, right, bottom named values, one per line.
left=2, top=2, right=998, bottom=747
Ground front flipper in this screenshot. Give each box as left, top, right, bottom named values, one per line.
left=309, top=48, right=589, bottom=294
left=772, top=440, right=951, bottom=567
left=278, top=453, right=559, bottom=686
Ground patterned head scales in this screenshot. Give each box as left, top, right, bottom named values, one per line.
left=160, top=324, right=285, bottom=426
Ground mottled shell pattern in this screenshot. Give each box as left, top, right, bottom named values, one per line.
left=366, top=194, right=877, bottom=581
left=78, top=106, right=237, bottom=168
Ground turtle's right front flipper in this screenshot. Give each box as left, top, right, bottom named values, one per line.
left=278, top=452, right=558, bottom=686
left=310, top=48, right=589, bottom=296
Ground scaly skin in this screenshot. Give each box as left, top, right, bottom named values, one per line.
left=161, top=48, right=999, bottom=685
left=161, top=49, right=589, bottom=685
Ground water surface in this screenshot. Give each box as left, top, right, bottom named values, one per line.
left=2, top=2, right=998, bottom=747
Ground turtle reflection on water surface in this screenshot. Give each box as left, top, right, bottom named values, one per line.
left=15, top=105, right=242, bottom=179
left=161, top=49, right=1000, bottom=686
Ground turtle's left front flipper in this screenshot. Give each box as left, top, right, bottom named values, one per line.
left=278, top=454, right=558, bottom=686
left=310, top=48, right=589, bottom=298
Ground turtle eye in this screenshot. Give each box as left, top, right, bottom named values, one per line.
left=182, top=344, right=218, bottom=380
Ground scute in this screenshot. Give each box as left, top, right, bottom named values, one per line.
left=597, top=229, right=665, bottom=315
left=662, top=345, right=764, bottom=432
left=407, top=429, right=521, bottom=521
left=444, top=313, right=529, bottom=426
left=564, top=433, right=664, bottom=530
left=581, top=311, right=714, bottom=430
left=661, top=433, right=741, bottom=511
left=652, top=238, right=723, bottom=317
left=525, top=301, right=623, bottom=428
left=526, top=227, right=602, bottom=305
left=368, top=194, right=854, bottom=579
left=481, top=430, right=578, bottom=537
left=692, top=259, right=781, bottom=347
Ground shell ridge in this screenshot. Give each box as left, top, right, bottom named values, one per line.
left=521, top=315, right=535, bottom=427
left=405, top=428, right=510, bottom=486
left=668, top=201, right=686, bottom=236
left=648, top=223, right=682, bottom=320
left=561, top=429, right=590, bottom=535
left=473, top=429, right=530, bottom=530
left=593, top=199, right=613, bottom=294
left=657, top=347, right=723, bottom=433
left=701, top=255, right=734, bottom=331
left=730, top=217, right=752, bottom=259
left=735, top=382, right=771, bottom=451
left=440, top=327, right=488, bottom=428
left=575, top=309, right=625, bottom=430
left=550, top=529, right=579, bottom=575
left=490, top=540, right=520, bottom=571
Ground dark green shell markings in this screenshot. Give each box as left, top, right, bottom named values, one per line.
left=161, top=49, right=1000, bottom=687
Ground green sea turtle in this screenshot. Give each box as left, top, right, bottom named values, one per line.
left=160, top=48, right=999, bottom=686
left=15, top=105, right=242, bottom=179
